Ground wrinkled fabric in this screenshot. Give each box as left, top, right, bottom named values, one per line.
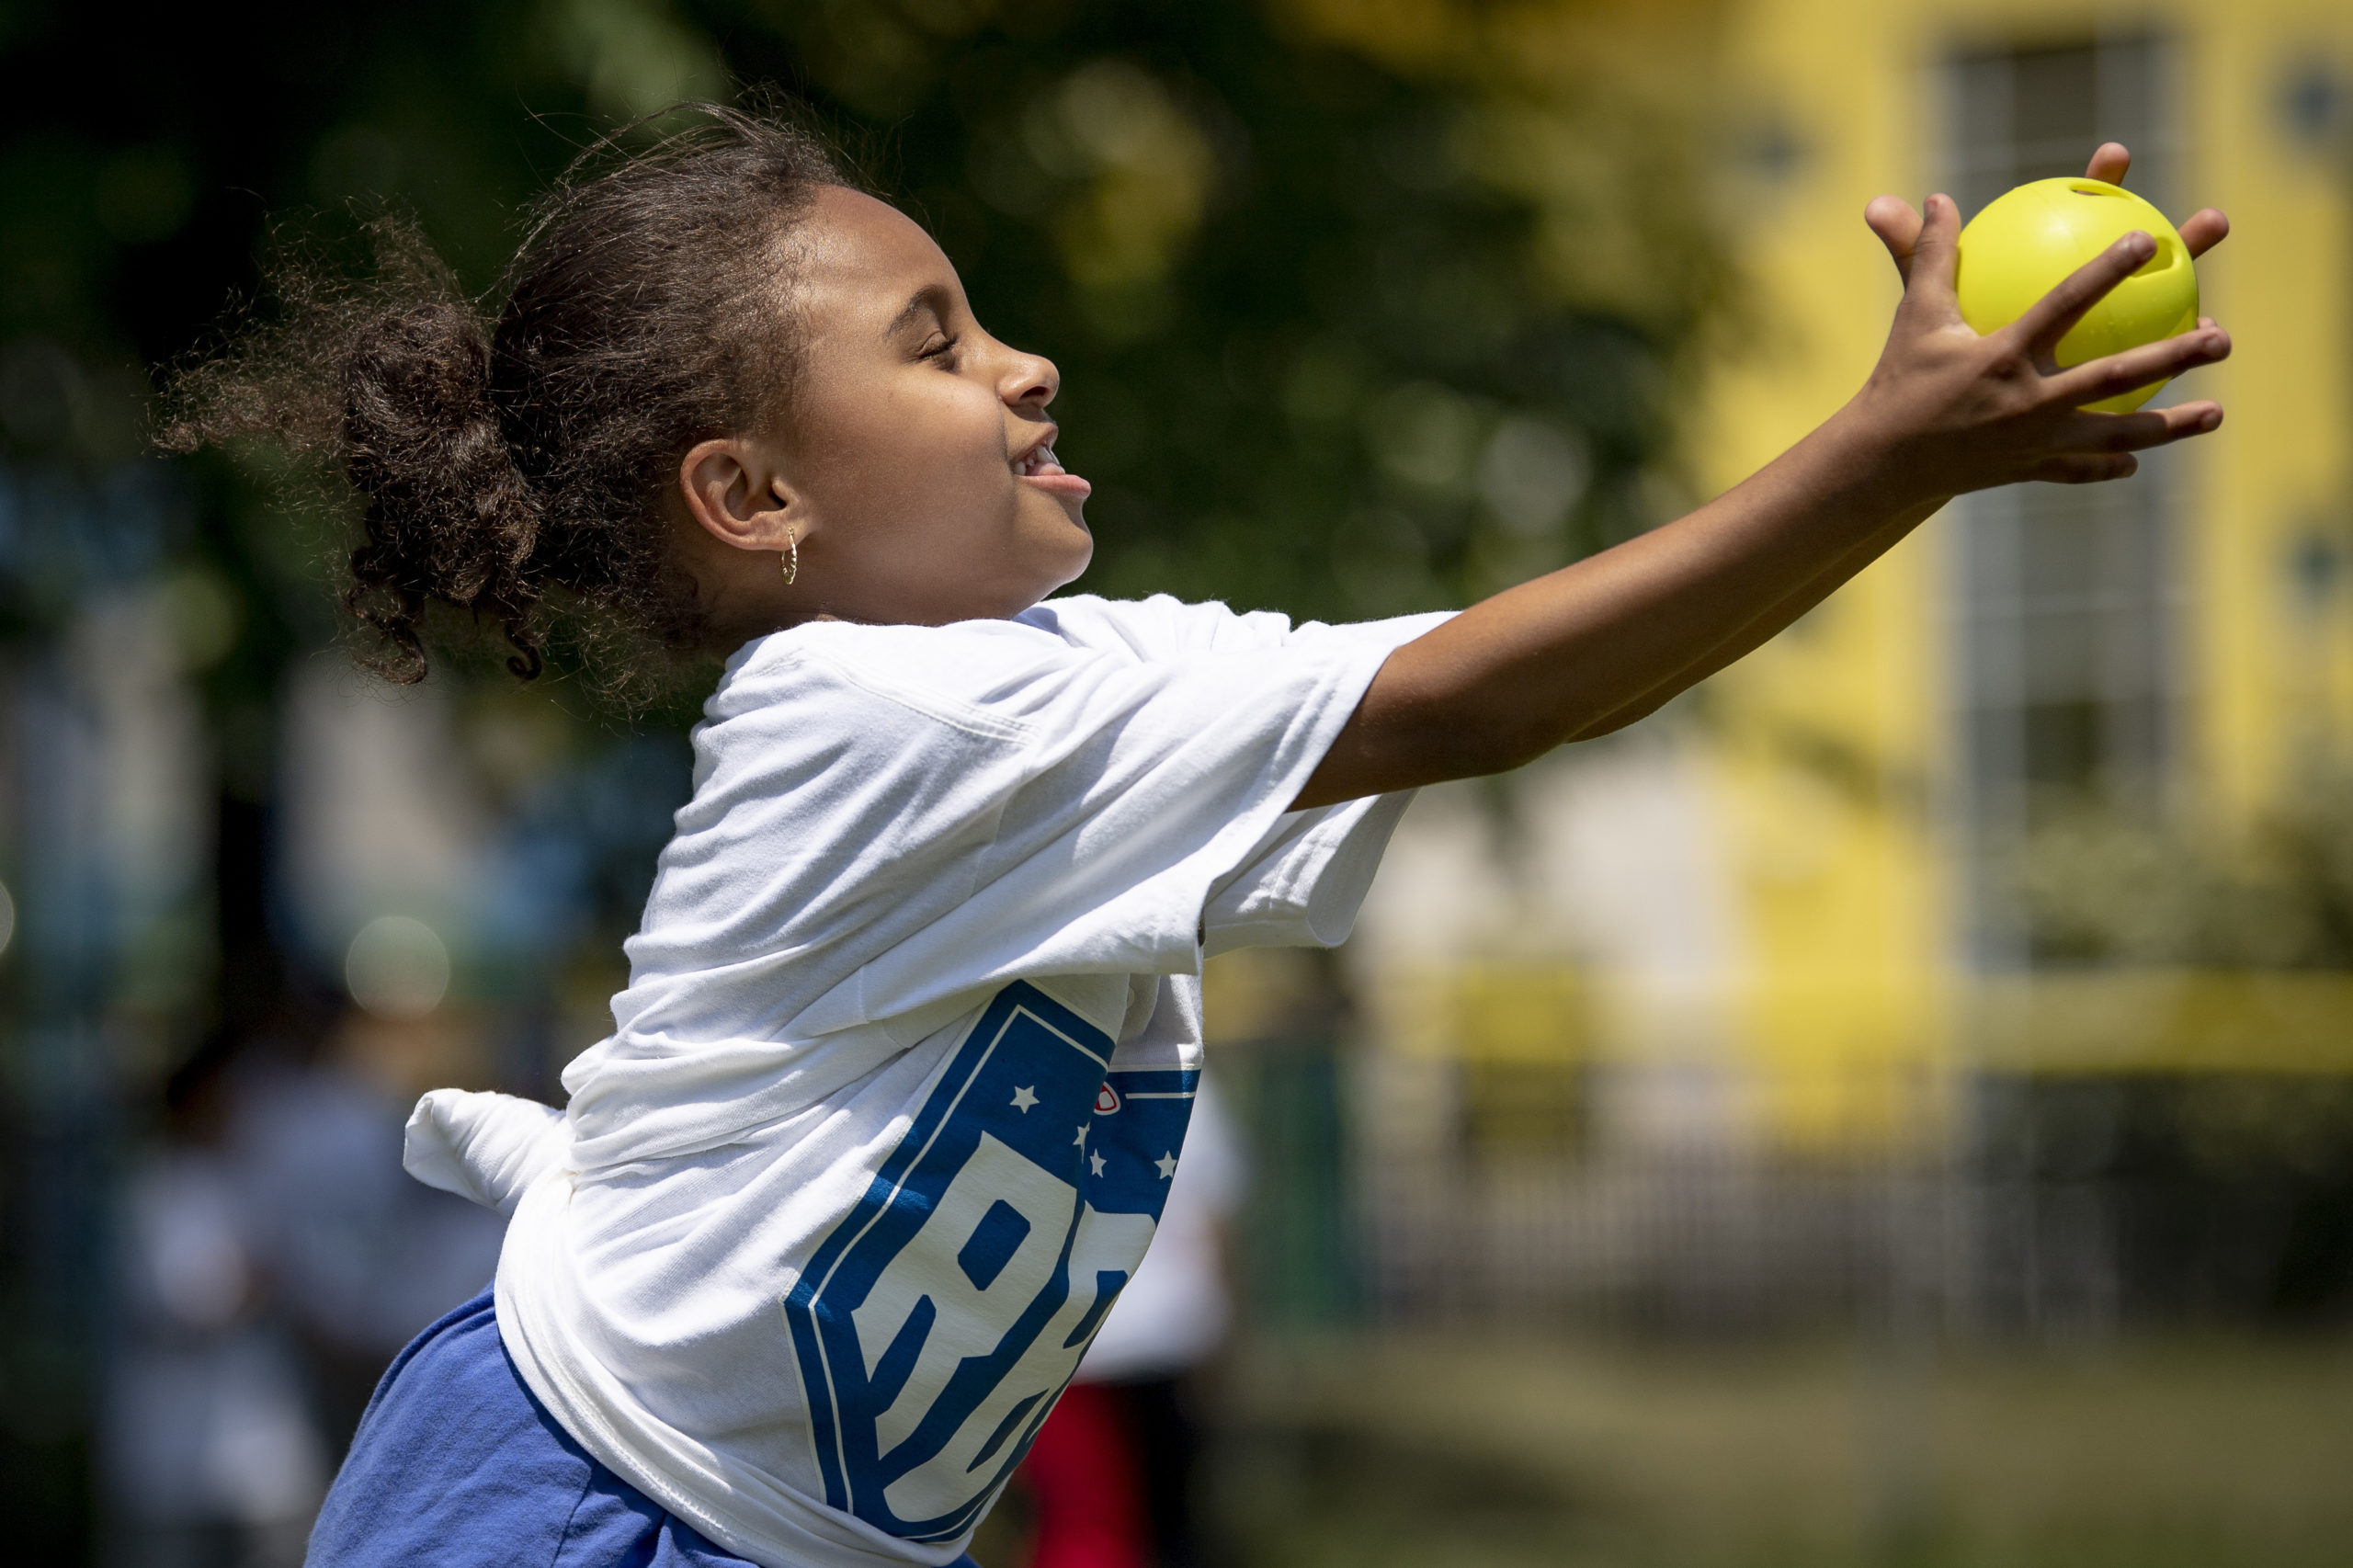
left=401, top=597, right=1448, bottom=1567
left=404, top=1092, right=564, bottom=1218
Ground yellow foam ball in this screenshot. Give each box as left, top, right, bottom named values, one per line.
left=1953, top=176, right=2200, bottom=414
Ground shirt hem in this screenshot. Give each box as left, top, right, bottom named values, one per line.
left=494, top=1174, right=974, bottom=1568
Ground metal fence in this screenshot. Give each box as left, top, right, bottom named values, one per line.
left=1226, top=1042, right=2353, bottom=1336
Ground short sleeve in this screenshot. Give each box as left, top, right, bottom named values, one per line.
left=790, top=612, right=1409, bottom=1033
left=1199, top=792, right=1414, bottom=954
left=1198, top=608, right=1454, bottom=953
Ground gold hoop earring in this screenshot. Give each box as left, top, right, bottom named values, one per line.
left=780, top=527, right=799, bottom=587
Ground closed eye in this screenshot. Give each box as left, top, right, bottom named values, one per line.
left=918, top=331, right=961, bottom=364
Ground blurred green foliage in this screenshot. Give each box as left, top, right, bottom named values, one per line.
left=0, top=0, right=1733, bottom=677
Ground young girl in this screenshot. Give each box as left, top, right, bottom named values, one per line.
left=167, top=112, right=2227, bottom=1568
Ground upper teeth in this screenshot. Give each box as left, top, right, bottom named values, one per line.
left=1020, top=445, right=1056, bottom=475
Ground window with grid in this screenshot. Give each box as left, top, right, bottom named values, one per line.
left=1941, top=37, right=2187, bottom=965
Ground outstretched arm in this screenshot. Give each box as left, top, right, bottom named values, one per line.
left=1556, top=144, right=2231, bottom=744
left=1296, top=148, right=2230, bottom=808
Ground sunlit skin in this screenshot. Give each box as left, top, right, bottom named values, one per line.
left=673, top=148, right=2229, bottom=812
left=1296, top=142, right=2230, bottom=806
left=671, top=186, right=1094, bottom=640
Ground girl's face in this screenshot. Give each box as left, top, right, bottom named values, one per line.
left=673, top=186, right=1094, bottom=634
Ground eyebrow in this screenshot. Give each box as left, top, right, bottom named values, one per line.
left=883, top=285, right=952, bottom=339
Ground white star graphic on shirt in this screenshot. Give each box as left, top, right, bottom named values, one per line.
left=1074, top=1123, right=1089, bottom=1146
left=1154, top=1151, right=1177, bottom=1179
left=1010, top=1085, right=1038, bottom=1113
left=1089, top=1150, right=1108, bottom=1177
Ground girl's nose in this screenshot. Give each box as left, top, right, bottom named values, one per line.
left=1001, top=347, right=1059, bottom=408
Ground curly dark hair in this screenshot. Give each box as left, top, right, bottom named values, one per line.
left=160, top=104, right=856, bottom=687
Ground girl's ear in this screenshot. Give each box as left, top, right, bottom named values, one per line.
left=679, top=438, right=797, bottom=552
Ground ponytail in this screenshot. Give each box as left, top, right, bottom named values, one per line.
left=160, top=105, right=853, bottom=694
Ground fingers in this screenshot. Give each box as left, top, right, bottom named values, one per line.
left=2054, top=400, right=2224, bottom=458
left=2011, top=232, right=2157, bottom=356
left=2179, top=207, right=2229, bottom=258
left=2086, top=142, right=2132, bottom=184
left=1865, top=196, right=1925, bottom=284
left=1907, top=194, right=1961, bottom=308
left=2048, top=324, right=2231, bottom=407
left=2034, top=452, right=2140, bottom=484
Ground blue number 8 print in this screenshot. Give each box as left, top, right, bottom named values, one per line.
left=782, top=982, right=1195, bottom=1542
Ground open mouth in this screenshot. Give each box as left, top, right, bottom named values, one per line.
left=1014, top=440, right=1091, bottom=499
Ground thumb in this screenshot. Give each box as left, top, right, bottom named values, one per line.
left=1907, top=193, right=1962, bottom=313
left=1864, top=196, right=1925, bottom=285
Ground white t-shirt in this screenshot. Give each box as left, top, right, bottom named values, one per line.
left=404, top=595, right=1446, bottom=1568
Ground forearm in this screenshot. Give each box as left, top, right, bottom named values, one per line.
left=1560, top=494, right=1940, bottom=740
left=1297, top=406, right=1935, bottom=806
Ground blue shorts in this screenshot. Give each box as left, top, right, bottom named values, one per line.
left=310, top=1288, right=979, bottom=1568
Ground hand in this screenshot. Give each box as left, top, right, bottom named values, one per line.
left=1847, top=142, right=2229, bottom=496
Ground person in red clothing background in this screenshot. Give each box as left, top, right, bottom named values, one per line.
left=1016, top=1075, right=1245, bottom=1568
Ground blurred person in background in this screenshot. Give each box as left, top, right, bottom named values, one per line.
left=1014, top=1076, right=1245, bottom=1568
left=222, top=1009, right=508, bottom=1446
left=107, top=1047, right=328, bottom=1568
left=106, top=1014, right=506, bottom=1565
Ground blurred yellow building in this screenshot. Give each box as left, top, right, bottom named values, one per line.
left=1269, top=0, right=2353, bottom=1185
left=1697, top=0, right=2353, bottom=1149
